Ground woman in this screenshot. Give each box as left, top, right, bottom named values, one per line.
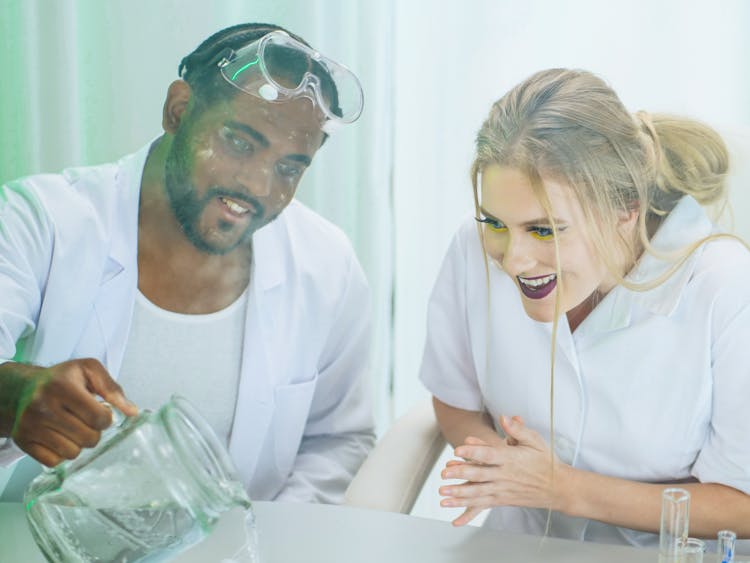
left=419, top=68, right=750, bottom=549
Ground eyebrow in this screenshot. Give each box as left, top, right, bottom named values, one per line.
left=226, top=120, right=270, bottom=149
left=225, top=120, right=313, bottom=166
left=478, top=206, right=567, bottom=226
left=285, top=154, right=312, bottom=166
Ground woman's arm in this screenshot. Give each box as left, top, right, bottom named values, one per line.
left=440, top=415, right=750, bottom=537
left=432, top=396, right=504, bottom=448
left=560, top=465, right=750, bottom=538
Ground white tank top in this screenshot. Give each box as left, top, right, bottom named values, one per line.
left=118, top=288, right=248, bottom=447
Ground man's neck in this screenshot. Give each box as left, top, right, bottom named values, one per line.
left=136, top=136, right=252, bottom=314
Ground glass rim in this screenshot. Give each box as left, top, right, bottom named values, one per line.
left=161, top=394, right=246, bottom=511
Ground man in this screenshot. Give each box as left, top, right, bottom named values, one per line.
left=0, top=23, right=374, bottom=504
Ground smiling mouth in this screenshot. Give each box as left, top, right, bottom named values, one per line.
left=218, top=196, right=254, bottom=217
left=517, top=273, right=557, bottom=300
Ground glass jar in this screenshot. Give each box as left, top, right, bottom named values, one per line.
left=23, top=395, right=254, bottom=563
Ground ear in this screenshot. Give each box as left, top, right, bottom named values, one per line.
left=162, top=80, right=192, bottom=134
left=617, top=206, right=639, bottom=237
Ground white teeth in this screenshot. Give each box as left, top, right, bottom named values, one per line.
left=518, top=274, right=556, bottom=288
left=220, top=197, right=250, bottom=215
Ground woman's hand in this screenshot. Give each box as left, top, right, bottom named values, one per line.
left=438, top=415, right=567, bottom=526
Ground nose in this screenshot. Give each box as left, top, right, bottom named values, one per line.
left=234, top=161, right=273, bottom=198
left=489, top=231, right=535, bottom=273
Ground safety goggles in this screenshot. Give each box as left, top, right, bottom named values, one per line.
left=218, top=31, right=363, bottom=133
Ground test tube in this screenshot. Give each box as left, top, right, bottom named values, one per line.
left=659, top=488, right=691, bottom=562
left=678, top=537, right=706, bottom=563
left=718, top=530, right=737, bottom=563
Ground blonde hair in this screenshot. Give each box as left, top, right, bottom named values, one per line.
left=471, top=69, right=731, bottom=288
left=470, top=68, right=738, bottom=532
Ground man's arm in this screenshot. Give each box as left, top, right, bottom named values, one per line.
left=0, top=179, right=137, bottom=467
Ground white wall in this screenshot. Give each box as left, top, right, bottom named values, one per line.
left=392, top=0, right=750, bottom=420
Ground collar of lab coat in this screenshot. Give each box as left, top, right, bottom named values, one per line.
left=251, top=217, right=286, bottom=291
left=106, top=141, right=152, bottom=280
left=576, top=195, right=713, bottom=336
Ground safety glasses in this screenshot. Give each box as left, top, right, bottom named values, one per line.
left=218, top=31, right=363, bottom=132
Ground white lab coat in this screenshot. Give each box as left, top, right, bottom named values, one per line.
left=0, top=142, right=375, bottom=504
left=420, top=196, right=750, bottom=550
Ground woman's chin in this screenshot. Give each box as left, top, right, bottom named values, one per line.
left=520, top=303, right=556, bottom=324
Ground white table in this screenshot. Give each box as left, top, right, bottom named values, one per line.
left=0, top=500, right=691, bottom=562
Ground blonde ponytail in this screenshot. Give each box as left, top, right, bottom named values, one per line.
left=636, top=111, right=729, bottom=218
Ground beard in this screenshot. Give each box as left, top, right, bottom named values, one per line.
left=164, top=127, right=261, bottom=255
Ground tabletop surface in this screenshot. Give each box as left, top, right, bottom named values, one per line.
left=0, top=500, right=674, bottom=562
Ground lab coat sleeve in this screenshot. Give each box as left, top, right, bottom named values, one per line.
left=691, top=300, right=750, bottom=494
left=0, top=179, right=53, bottom=467
left=419, top=224, right=484, bottom=411
left=273, top=252, right=375, bottom=504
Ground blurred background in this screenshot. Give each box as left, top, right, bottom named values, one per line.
left=2, top=0, right=749, bottom=521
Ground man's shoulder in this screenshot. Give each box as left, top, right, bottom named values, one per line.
left=5, top=159, right=121, bottom=212
left=14, top=158, right=119, bottom=188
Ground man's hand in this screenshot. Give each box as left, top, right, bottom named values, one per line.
left=0, top=359, right=138, bottom=467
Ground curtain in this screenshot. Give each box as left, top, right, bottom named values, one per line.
left=0, top=0, right=396, bottom=431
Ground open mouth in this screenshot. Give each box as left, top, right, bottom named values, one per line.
left=218, top=196, right=254, bottom=218
left=517, top=273, right=557, bottom=300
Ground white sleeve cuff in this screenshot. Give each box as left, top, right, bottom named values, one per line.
left=0, top=439, right=25, bottom=467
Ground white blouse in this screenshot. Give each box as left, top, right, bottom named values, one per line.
left=420, top=196, right=750, bottom=550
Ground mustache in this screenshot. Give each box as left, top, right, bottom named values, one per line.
left=201, top=187, right=265, bottom=217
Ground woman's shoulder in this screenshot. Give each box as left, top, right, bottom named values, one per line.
left=695, top=234, right=750, bottom=277
left=689, top=234, right=750, bottom=308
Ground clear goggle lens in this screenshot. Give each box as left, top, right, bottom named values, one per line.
left=219, top=31, right=363, bottom=130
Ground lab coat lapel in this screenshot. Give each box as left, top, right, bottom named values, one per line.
left=229, top=218, right=286, bottom=487
left=92, top=148, right=145, bottom=376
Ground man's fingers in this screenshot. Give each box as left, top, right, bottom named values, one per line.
left=19, top=428, right=82, bottom=466
left=58, top=407, right=102, bottom=448
left=79, top=359, right=138, bottom=417
left=61, top=389, right=114, bottom=430
left=22, top=443, right=63, bottom=468
left=103, top=392, right=139, bottom=418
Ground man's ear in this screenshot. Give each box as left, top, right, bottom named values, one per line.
left=162, top=80, right=192, bottom=133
